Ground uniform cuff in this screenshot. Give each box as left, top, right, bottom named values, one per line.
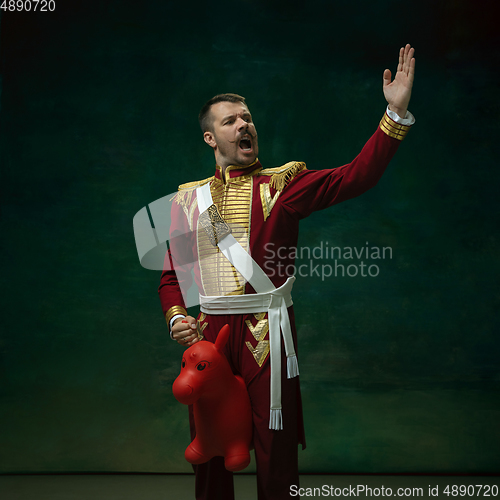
left=165, top=305, right=187, bottom=326
left=386, top=106, right=415, bottom=126
left=169, top=314, right=186, bottom=339
left=379, top=109, right=413, bottom=141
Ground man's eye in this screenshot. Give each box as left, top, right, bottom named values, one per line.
left=181, top=359, right=186, bottom=368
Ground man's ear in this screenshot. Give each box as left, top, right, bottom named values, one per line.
left=203, top=131, right=216, bottom=149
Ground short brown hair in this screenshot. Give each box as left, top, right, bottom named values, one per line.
left=198, top=93, right=247, bottom=132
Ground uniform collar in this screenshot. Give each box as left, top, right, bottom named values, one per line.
left=214, top=158, right=262, bottom=184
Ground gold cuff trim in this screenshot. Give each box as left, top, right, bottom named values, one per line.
left=165, top=305, right=187, bottom=325
left=379, top=113, right=411, bottom=141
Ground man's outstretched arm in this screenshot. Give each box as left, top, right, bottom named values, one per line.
left=279, top=44, right=416, bottom=218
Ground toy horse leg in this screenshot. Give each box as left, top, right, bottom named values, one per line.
left=224, top=441, right=251, bottom=472
left=185, top=437, right=212, bottom=465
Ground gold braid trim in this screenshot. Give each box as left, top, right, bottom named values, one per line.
left=165, top=305, right=188, bottom=325
left=260, top=161, right=307, bottom=191
left=379, top=113, right=411, bottom=141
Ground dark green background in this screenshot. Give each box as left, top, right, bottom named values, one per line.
left=1, top=0, right=498, bottom=473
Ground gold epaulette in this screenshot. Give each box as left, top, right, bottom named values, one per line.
left=171, top=176, right=214, bottom=207
left=177, top=176, right=214, bottom=191
left=259, top=161, right=307, bottom=191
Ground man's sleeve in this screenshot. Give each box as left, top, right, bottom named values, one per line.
left=280, top=109, right=414, bottom=219
left=157, top=198, right=194, bottom=329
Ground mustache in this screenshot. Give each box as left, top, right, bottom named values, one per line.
left=228, top=131, right=257, bottom=144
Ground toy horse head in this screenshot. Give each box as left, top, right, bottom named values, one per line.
left=172, top=324, right=231, bottom=405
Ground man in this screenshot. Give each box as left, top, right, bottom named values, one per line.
left=159, top=44, right=415, bottom=499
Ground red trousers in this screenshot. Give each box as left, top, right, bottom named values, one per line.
left=188, top=307, right=305, bottom=500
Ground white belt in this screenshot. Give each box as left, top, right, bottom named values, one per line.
left=199, top=277, right=294, bottom=313
left=196, top=183, right=299, bottom=431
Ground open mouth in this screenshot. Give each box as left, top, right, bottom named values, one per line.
left=239, top=137, right=252, bottom=152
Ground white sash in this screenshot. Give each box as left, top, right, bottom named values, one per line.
left=196, top=182, right=299, bottom=430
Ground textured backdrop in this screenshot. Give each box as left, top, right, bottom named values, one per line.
left=0, top=0, right=499, bottom=473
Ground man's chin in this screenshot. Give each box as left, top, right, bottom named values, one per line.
left=218, top=152, right=258, bottom=169
left=237, top=152, right=258, bottom=166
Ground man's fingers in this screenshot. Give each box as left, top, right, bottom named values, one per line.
left=383, top=69, right=391, bottom=87
left=181, top=316, right=197, bottom=329
left=172, top=314, right=199, bottom=345
left=397, top=46, right=404, bottom=73
left=396, top=44, right=414, bottom=75
left=176, top=331, right=198, bottom=345
left=173, top=316, right=197, bottom=333
left=402, top=45, right=414, bottom=75
left=184, top=333, right=200, bottom=346
left=408, top=57, right=416, bottom=85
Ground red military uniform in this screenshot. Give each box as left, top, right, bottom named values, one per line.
left=159, top=112, right=412, bottom=500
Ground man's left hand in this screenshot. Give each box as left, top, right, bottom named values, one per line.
left=383, top=44, right=415, bottom=119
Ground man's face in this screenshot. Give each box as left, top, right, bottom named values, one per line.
left=204, top=101, right=259, bottom=169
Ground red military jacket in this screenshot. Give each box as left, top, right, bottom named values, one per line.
left=159, top=112, right=411, bottom=327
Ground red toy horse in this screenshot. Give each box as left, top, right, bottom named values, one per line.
left=172, top=324, right=252, bottom=471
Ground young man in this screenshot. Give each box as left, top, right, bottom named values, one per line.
left=159, top=45, right=415, bottom=500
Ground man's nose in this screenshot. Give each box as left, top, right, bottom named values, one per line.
left=236, top=118, right=248, bottom=131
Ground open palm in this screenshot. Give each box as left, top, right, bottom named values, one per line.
left=383, top=44, right=415, bottom=118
